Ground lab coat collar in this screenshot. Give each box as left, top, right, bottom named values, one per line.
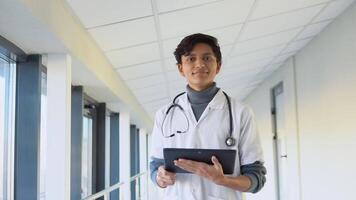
left=180, top=89, right=227, bottom=110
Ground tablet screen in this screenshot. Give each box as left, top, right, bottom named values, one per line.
left=163, top=148, right=236, bottom=174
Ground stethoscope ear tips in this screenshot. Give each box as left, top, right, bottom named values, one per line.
left=225, top=137, right=236, bottom=147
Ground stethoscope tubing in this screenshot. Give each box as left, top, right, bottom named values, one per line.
left=161, top=91, right=236, bottom=147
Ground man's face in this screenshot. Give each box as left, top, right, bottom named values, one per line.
left=178, top=43, right=221, bottom=91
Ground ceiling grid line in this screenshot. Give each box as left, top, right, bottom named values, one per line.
left=85, top=0, right=223, bottom=30
left=64, top=0, right=355, bottom=116
left=150, top=0, right=173, bottom=100
left=225, top=0, right=260, bottom=62
left=251, top=1, right=334, bottom=84
left=85, top=0, right=336, bottom=38
left=106, top=17, right=333, bottom=58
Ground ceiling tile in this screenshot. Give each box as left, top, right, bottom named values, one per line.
left=142, top=97, right=170, bottom=110
left=231, top=28, right=302, bottom=55
left=135, top=90, right=169, bottom=104
left=156, top=0, right=219, bottom=13
left=228, top=45, right=285, bottom=66
left=164, top=57, right=178, bottom=72
left=159, top=0, right=254, bottom=39
left=221, top=45, right=233, bottom=62
left=240, top=5, right=325, bottom=40
left=162, top=24, right=242, bottom=58
left=295, top=20, right=332, bottom=40
left=106, top=43, right=160, bottom=68
left=88, top=17, right=157, bottom=51
left=66, top=0, right=153, bottom=28
left=205, top=24, right=243, bottom=46
left=133, top=84, right=167, bottom=98
left=313, top=0, right=356, bottom=22
left=167, top=70, right=185, bottom=82
left=250, top=0, right=330, bottom=20
left=116, top=61, right=162, bottom=80
left=125, top=74, right=166, bottom=90
left=219, top=62, right=265, bottom=78
left=218, top=67, right=263, bottom=85
left=271, top=52, right=295, bottom=64
left=162, top=37, right=182, bottom=58
left=169, top=79, right=187, bottom=91
left=283, top=37, right=313, bottom=54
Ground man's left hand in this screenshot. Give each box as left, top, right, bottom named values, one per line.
left=174, top=156, right=226, bottom=185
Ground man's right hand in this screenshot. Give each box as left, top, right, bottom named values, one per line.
left=156, top=165, right=176, bottom=188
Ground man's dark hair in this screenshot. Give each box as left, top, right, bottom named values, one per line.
left=173, top=33, right=222, bottom=65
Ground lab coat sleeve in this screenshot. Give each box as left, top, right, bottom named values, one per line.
left=238, top=106, right=264, bottom=166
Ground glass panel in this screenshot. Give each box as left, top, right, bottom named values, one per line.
left=39, top=70, right=47, bottom=200
left=0, top=56, right=16, bottom=200
left=0, top=57, right=6, bottom=200
left=81, top=116, right=93, bottom=199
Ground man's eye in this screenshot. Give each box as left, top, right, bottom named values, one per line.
left=204, top=56, right=212, bottom=61
left=188, top=57, right=195, bottom=62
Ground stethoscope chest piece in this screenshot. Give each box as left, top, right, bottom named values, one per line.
left=225, top=137, right=236, bottom=147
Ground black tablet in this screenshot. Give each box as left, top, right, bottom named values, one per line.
left=163, top=148, right=236, bottom=174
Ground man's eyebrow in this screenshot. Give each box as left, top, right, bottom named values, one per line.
left=186, top=52, right=213, bottom=56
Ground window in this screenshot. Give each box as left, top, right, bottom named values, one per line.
left=81, top=114, right=93, bottom=198
left=39, top=69, right=47, bottom=200
left=0, top=55, right=16, bottom=200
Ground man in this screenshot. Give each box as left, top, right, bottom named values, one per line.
left=150, top=33, right=266, bottom=200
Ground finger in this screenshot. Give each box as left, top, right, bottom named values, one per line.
left=158, top=166, right=176, bottom=178
left=158, top=175, right=176, bottom=182
left=174, top=160, right=198, bottom=173
left=158, top=175, right=175, bottom=185
left=211, top=156, right=222, bottom=169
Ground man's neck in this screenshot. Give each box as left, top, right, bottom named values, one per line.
left=188, top=82, right=215, bottom=92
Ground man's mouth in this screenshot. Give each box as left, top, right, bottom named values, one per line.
left=192, top=71, right=208, bottom=75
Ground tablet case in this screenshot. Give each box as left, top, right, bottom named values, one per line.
left=163, top=148, right=236, bottom=174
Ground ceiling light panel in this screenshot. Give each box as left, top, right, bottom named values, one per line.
left=312, top=0, right=356, bottom=22
left=88, top=17, right=157, bottom=51
left=295, top=20, right=332, bottom=40
left=116, top=61, right=162, bottom=80
left=250, top=0, right=330, bottom=20
left=159, top=0, right=255, bottom=39
left=240, top=4, right=325, bottom=41
left=66, top=0, right=153, bottom=28
left=106, top=42, right=160, bottom=68
left=232, top=28, right=302, bottom=55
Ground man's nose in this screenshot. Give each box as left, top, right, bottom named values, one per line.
left=195, top=58, right=206, bottom=67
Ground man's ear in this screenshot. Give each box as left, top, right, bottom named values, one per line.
left=177, top=64, right=185, bottom=77
left=216, top=62, right=222, bottom=74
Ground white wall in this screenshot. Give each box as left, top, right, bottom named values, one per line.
left=244, top=2, right=356, bottom=200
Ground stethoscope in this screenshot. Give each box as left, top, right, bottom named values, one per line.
left=161, top=91, right=236, bottom=147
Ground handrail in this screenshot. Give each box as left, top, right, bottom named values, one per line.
left=82, top=171, right=147, bottom=200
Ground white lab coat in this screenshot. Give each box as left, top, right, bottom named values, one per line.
left=150, top=89, right=264, bottom=200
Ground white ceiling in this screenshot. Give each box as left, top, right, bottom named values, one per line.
left=66, top=0, right=355, bottom=118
